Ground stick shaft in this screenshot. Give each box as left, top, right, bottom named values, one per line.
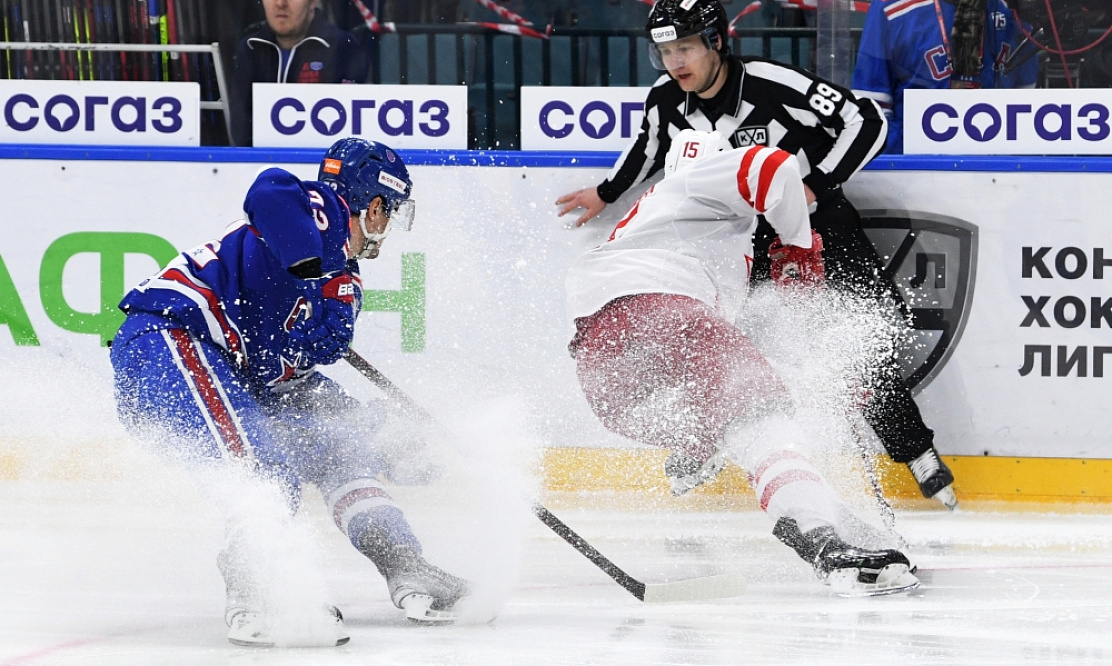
left=341, top=348, right=650, bottom=602
left=532, top=505, right=646, bottom=601
left=848, top=415, right=903, bottom=543
left=342, top=348, right=431, bottom=419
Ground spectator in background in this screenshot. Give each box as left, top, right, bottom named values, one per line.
left=230, top=0, right=368, bottom=146
left=851, top=0, right=1039, bottom=154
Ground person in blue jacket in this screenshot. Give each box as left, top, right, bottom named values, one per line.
left=852, top=0, right=1039, bottom=153
left=230, top=0, right=368, bottom=146
left=110, top=138, right=468, bottom=647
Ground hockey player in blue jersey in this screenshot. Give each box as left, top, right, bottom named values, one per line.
left=109, top=138, right=469, bottom=646
left=852, top=0, right=1039, bottom=153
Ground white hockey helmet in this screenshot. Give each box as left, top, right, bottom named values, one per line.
left=664, top=129, right=732, bottom=177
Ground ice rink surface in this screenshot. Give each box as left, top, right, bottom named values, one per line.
left=2, top=469, right=1111, bottom=666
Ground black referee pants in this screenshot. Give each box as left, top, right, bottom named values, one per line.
left=751, top=193, right=935, bottom=463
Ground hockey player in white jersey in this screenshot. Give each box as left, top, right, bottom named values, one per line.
left=566, top=130, right=919, bottom=596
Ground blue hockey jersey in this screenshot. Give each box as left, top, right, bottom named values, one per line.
left=115, top=168, right=362, bottom=393
left=852, top=0, right=1039, bottom=153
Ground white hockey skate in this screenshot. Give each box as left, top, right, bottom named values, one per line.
left=225, top=605, right=350, bottom=647
left=358, top=530, right=471, bottom=625
left=218, top=542, right=349, bottom=647
left=383, top=547, right=472, bottom=624
left=773, top=518, right=920, bottom=597
left=226, top=606, right=271, bottom=647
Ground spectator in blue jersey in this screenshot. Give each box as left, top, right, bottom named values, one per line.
left=109, top=138, right=470, bottom=647
left=230, top=0, right=368, bottom=146
left=852, top=0, right=1039, bottom=154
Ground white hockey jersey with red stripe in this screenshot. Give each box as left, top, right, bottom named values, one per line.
left=566, top=144, right=813, bottom=325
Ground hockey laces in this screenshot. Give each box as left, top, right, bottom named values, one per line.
left=908, top=450, right=941, bottom=482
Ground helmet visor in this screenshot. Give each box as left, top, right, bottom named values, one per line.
left=388, top=198, right=416, bottom=231
left=648, top=32, right=716, bottom=71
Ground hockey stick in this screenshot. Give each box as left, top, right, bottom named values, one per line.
left=341, top=348, right=746, bottom=603
left=342, top=348, right=425, bottom=416
left=845, top=413, right=907, bottom=550
left=532, top=503, right=745, bottom=602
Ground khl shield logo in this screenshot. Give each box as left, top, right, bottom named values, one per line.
left=732, top=126, right=768, bottom=147
left=860, top=211, right=978, bottom=394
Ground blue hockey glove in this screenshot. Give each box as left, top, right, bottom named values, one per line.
left=288, top=274, right=357, bottom=366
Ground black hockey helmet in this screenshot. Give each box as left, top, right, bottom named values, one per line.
left=646, top=0, right=730, bottom=55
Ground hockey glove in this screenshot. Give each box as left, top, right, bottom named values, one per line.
left=288, top=274, right=357, bottom=366
left=769, top=230, right=825, bottom=288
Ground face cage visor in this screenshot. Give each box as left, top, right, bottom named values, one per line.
left=648, top=29, right=718, bottom=71
left=353, top=196, right=416, bottom=259
left=388, top=197, right=416, bottom=231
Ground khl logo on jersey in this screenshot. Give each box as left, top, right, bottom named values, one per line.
left=732, top=126, right=768, bottom=147
left=860, top=211, right=978, bottom=394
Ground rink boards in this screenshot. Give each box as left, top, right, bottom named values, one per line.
left=0, top=147, right=1109, bottom=501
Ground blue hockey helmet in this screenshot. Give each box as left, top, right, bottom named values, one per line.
left=318, top=137, right=415, bottom=231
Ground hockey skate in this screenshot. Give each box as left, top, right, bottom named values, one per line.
left=225, top=605, right=349, bottom=648
left=773, top=518, right=920, bottom=597
left=219, top=546, right=349, bottom=647
left=664, top=449, right=727, bottom=497
left=359, top=533, right=471, bottom=624
left=908, top=448, right=958, bottom=510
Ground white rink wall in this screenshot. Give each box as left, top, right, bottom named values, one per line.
left=0, top=154, right=1109, bottom=459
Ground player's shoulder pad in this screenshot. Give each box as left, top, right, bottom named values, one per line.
left=244, top=167, right=309, bottom=217
left=680, top=144, right=782, bottom=180
left=243, top=167, right=324, bottom=273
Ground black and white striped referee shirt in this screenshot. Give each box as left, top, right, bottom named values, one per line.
left=596, top=55, right=888, bottom=205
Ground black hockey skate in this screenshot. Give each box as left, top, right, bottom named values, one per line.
left=773, top=518, right=920, bottom=597
left=359, top=534, right=471, bottom=624
left=664, top=449, right=726, bottom=497
left=908, top=447, right=958, bottom=510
